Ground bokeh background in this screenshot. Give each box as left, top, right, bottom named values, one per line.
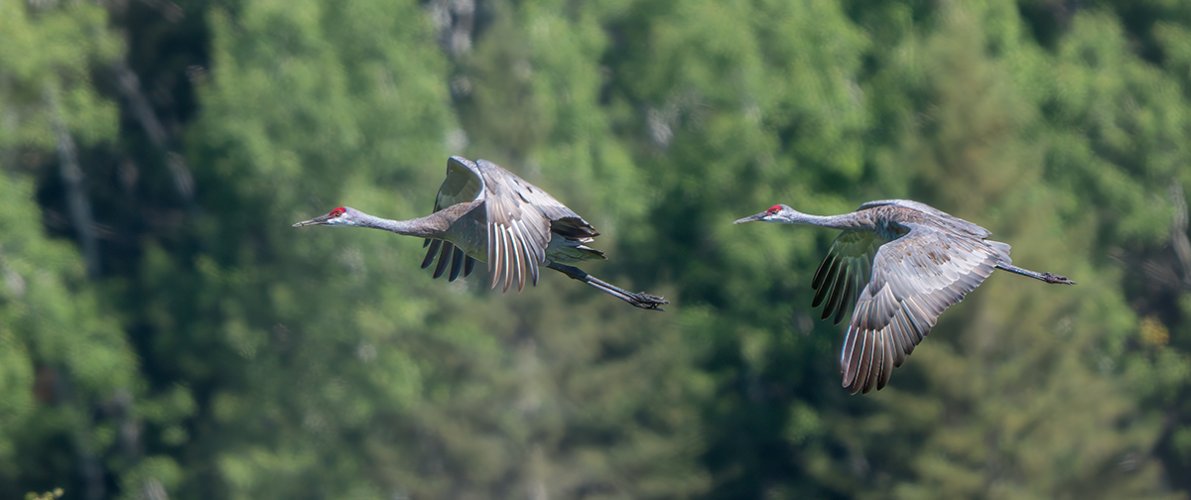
left=2, top=0, right=1191, bottom=498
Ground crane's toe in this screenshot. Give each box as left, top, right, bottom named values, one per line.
left=1042, top=272, right=1076, bottom=285
left=630, top=292, right=669, bottom=311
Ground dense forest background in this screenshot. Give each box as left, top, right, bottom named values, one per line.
left=2, top=0, right=1191, bottom=498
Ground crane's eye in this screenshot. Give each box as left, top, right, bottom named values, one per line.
left=766, top=204, right=782, bottom=215
left=328, top=207, right=346, bottom=218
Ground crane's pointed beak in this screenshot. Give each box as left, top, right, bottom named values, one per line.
left=733, top=211, right=768, bottom=224
left=292, top=214, right=330, bottom=227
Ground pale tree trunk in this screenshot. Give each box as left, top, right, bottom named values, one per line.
left=46, top=84, right=100, bottom=278
left=1170, top=183, right=1191, bottom=287
left=112, top=59, right=194, bottom=202
left=519, top=338, right=550, bottom=500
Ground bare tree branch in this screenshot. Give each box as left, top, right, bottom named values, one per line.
left=112, top=59, right=194, bottom=201
left=1170, top=183, right=1191, bottom=287
left=45, top=84, right=101, bottom=278
left=428, top=0, right=476, bottom=58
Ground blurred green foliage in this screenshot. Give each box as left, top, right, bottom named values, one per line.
left=1, top=0, right=1190, bottom=498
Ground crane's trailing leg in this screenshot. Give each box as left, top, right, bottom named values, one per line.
left=996, top=263, right=1076, bottom=285
left=545, top=263, right=668, bottom=310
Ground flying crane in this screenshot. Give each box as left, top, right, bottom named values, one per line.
left=294, top=156, right=667, bottom=310
left=735, top=200, right=1074, bottom=393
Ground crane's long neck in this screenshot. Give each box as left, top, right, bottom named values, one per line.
left=353, top=210, right=450, bottom=238
left=781, top=210, right=868, bottom=230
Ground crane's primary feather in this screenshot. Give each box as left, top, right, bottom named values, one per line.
left=422, top=157, right=485, bottom=281
left=840, top=223, right=1007, bottom=393
left=811, top=230, right=883, bottom=325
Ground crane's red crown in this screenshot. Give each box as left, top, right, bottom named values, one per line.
left=766, top=204, right=782, bottom=215
left=328, top=207, right=346, bottom=218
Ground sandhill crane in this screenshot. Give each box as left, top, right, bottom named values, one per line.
left=735, top=200, right=1074, bottom=394
left=294, top=156, right=668, bottom=310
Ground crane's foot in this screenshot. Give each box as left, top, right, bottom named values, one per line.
left=1042, top=272, right=1076, bottom=285
left=627, top=291, right=669, bottom=311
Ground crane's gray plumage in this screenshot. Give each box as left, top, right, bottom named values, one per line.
left=735, top=200, right=1073, bottom=394
left=420, top=156, right=600, bottom=292
left=294, top=156, right=667, bottom=310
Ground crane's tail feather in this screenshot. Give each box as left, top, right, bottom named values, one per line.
left=545, top=263, right=668, bottom=311
left=996, top=263, right=1075, bottom=285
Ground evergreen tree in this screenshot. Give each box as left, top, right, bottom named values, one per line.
left=393, top=0, right=711, bottom=497
left=0, top=2, right=179, bottom=498
left=601, top=0, right=874, bottom=497
left=165, top=0, right=457, bottom=496
left=2, top=0, right=1191, bottom=497
left=825, top=4, right=1179, bottom=498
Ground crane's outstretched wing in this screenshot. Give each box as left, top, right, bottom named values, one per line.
left=475, top=159, right=594, bottom=292
left=422, top=157, right=486, bottom=281
left=811, top=230, right=884, bottom=324
left=840, top=224, right=1006, bottom=394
